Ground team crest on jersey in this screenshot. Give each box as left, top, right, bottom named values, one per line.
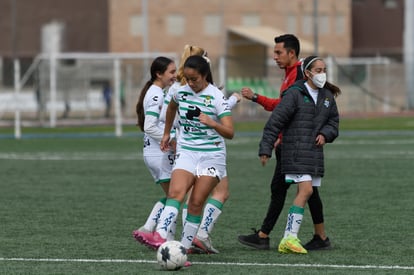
left=204, top=96, right=211, bottom=106
left=324, top=98, right=330, bottom=108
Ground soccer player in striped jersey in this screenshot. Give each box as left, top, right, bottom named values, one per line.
left=132, top=56, right=177, bottom=242
left=161, top=45, right=240, bottom=254
left=136, top=55, right=234, bottom=259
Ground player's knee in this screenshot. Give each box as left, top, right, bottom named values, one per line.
left=305, top=185, right=314, bottom=198
left=167, top=189, right=186, bottom=202
left=298, top=184, right=313, bottom=199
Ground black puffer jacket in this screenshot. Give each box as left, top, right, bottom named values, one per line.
left=259, top=79, right=339, bottom=177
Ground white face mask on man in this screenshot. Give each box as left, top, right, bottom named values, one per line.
left=311, top=72, right=327, bottom=88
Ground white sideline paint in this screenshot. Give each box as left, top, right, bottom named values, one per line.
left=0, top=258, right=413, bottom=271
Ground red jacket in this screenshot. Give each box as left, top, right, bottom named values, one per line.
left=256, top=60, right=303, bottom=111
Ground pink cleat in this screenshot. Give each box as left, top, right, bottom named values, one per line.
left=184, top=261, right=192, bottom=267
left=132, top=226, right=152, bottom=245
left=142, top=231, right=166, bottom=250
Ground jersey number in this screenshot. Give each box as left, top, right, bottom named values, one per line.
left=168, top=154, right=178, bottom=165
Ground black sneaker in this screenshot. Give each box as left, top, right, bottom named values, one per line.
left=238, top=228, right=270, bottom=250
left=303, top=235, right=332, bottom=251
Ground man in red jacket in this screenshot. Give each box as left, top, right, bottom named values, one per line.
left=238, top=34, right=331, bottom=251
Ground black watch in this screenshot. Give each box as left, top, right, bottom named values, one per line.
left=252, top=93, right=259, bottom=102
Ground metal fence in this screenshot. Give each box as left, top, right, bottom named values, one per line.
left=0, top=54, right=409, bottom=136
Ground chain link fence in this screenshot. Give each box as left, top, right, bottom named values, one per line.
left=0, top=55, right=409, bottom=131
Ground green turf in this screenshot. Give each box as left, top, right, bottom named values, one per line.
left=0, top=127, right=413, bottom=274
left=0, top=115, right=414, bottom=137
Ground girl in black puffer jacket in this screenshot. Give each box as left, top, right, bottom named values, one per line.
left=258, top=56, right=340, bottom=254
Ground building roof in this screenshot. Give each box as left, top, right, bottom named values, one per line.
left=227, top=26, right=322, bottom=55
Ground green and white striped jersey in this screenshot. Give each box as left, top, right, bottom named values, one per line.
left=171, top=83, right=232, bottom=152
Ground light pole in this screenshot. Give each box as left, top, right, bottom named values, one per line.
left=313, top=0, right=319, bottom=56
left=11, top=0, right=21, bottom=138
left=11, top=0, right=17, bottom=59
left=405, top=0, right=414, bottom=109
left=141, top=0, right=149, bottom=76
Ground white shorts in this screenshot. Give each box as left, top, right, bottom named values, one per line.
left=285, top=174, right=322, bottom=187
left=143, top=150, right=175, bottom=184
left=173, top=149, right=227, bottom=180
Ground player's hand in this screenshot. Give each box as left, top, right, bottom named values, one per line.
left=274, top=137, right=281, bottom=148
left=259, top=155, right=270, bottom=166
left=231, top=92, right=242, bottom=103
left=315, top=134, right=326, bottom=146
left=241, top=87, right=254, bottom=100
left=199, top=113, right=216, bottom=128
left=160, top=134, right=171, bottom=152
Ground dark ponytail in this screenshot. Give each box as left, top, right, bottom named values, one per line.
left=136, top=80, right=153, bottom=130
left=136, top=56, right=173, bottom=131
left=325, top=82, right=341, bottom=98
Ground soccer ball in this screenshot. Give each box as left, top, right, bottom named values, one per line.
left=156, top=240, right=188, bottom=271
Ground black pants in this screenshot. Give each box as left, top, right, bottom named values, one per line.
left=260, top=145, right=324, bottom=235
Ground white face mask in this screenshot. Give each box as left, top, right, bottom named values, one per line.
left=311, top=72, right=326, bottom=88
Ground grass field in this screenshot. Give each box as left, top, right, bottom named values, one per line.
left=1, top=118, right=414, bottom=274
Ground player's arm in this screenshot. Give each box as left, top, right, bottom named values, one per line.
left=256, top=95, right=280, bottom=111
left=259, top=90, right=297, bottom=158
left=226, top=92, right=241, bottom=109
left=160, top=100, right=178, bottom=151
left=144, top=115, right=164, bottom=142
left=199, top=113, right=234, bottom=140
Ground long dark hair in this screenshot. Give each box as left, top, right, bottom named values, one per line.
left=302, top=55, right=341, bottom=97
left=136, top=56, right=173, bottom=131
left=183, top=55, right=213, bottom=84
